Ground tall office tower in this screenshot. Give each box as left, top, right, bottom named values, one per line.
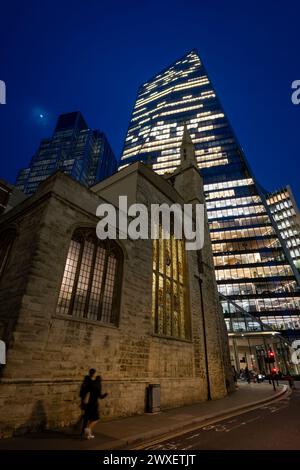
left=16, top=111, right=117, bottom=195
left=120, top=50, right=300, bottom=337
left=267, top=186, right=300, bottom=271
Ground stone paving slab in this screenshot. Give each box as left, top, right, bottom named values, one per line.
left=0, top=382, right=287, bottom=450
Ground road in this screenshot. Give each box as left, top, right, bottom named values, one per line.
left=136, top=385, right=300, bottom=450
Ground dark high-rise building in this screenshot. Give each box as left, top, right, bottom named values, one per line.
left=120, top=50, right=300, bottom=339
left=16, top=111, right=117, bottom=195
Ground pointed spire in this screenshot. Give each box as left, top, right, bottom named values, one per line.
left=180, top=123, right=198, bottom=169
left=182, top=122, right=194, bottom=146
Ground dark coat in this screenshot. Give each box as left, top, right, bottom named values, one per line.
left=81, top=376, right=107, bottom=421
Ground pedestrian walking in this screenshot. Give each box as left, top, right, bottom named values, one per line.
left=286, top=373, right=295, bottom=390
left=273, top=371, right=279, bottom=387
left=79, top=368, right=94, bottom=438
left=232, top=365, right=238, bottom=388
left=245, top=366, right=251, bottom=384
left=80, top=369, right=108, bottom=439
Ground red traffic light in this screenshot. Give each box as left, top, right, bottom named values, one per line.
left=267, top=350, right=275, bottom=363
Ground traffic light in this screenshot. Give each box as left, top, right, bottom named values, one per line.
left=265, top=350, right=275, bottom=364
left=268, top=351, right=275, bottom=363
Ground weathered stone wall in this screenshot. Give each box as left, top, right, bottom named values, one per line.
left=172, top=162, right=231, bottom=399
left=0, top=169, right=229, bottom=437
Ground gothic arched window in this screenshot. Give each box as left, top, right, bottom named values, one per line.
left=56, top=229, right=123, bottom=325
left=152, top=227, right=190, bottom=339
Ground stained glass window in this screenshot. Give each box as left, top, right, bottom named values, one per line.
left=56, top=230, right=122, bottom=324
left=152, top=227, right=190, bottom=339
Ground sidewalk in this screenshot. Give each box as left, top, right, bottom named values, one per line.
left=0, top=382, right=287, bottom=450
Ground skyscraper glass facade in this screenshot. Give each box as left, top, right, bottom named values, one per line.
left=16, top=112, right=117, bottom=195
left=120, top=50, right=300, bottom=338
left=266, top=186, right=300, bottom=272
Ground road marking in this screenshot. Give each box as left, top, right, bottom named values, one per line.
left=183, top=444, right=198, bottom=450
left=270, top=405, right=289, bottom=413
left=185, top=433, right=200, bottom=440
left=245, top=416, right=261, bottom=424
left=202, top=425, right=215, bottom=431
left=225, top=416, right=260, bottom=432
left=131, top=386, right=290, bottom=449
left=215, top=425, right=227, bottom=432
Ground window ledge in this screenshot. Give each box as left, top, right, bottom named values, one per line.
left=51, top=314, right=119, bottom=329
left=150, top=333, right=193, bottom=343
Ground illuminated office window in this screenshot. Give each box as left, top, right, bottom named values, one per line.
left=120, top=50, right=300, bottom=328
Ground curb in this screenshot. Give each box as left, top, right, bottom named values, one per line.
left=95, top=385, right=288, bottom=450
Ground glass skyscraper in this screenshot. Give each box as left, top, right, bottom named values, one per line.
left=16, top=111, right=117, bottom=195
left=266, top=186, right=300, bottom=272
left=120, top=50, right=300, bottom=339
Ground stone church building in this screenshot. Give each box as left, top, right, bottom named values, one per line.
left=0, top=128, right=232, bottom=436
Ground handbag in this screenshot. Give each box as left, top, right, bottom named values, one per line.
left=80, top=391, right=90, bottom=409
left=83, top=391, right=90, bottom=405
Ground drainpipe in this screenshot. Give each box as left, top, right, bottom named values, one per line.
left=197, top=276, right=211, bottom=401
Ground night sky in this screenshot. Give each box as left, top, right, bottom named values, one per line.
left=0, top=0, right=299, bottom=202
